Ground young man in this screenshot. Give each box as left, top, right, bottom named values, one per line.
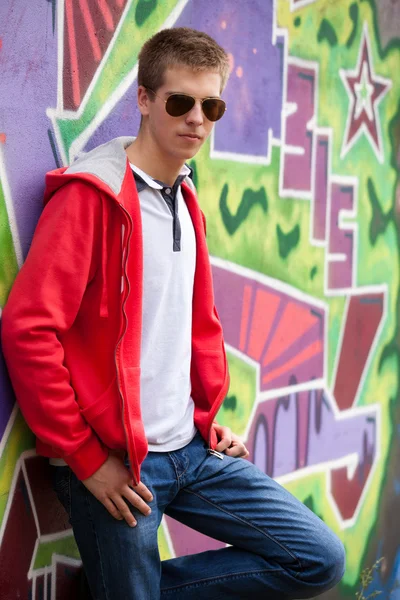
left=2, top=28, right=345, bottom=599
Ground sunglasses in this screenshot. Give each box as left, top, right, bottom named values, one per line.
left=145, top=88, right=226, bottom=122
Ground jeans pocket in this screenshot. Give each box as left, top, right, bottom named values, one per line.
left=52, top=466, right=72, bottom=519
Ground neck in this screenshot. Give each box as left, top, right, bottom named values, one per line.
left=125, top=130, right=185, bottom=187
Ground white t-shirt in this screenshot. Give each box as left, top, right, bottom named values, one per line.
left=130, top=163, right=197, bottom=452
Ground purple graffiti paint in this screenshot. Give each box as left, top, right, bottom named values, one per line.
left=307, top=392, right=376, bottom=467
left=176, top=0, right=284, bottom=158
left=0, top=1, right=58, bottom=255
left=248, top=390, right=376, bottom=481
left=273, top=393, right=297, bottom=474
left=85, top=83, right=141, bottom=151
left=0, top=0, right=58, bottom=441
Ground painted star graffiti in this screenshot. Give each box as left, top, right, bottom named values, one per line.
left=340, top=23, right=391, bottom=163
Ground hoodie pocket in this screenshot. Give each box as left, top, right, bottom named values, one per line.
left=80, top=377, right=126, bottom=449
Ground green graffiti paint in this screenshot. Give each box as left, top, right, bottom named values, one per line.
left=378, top=337, right=400, bottom=376
left=223, top=395, right=237, bottom=412
left=219, top=183, right=268, bottom=236
left=303, top=495, right=323, bottom=521
left=135, top=0, right=158, bottom=27
left=346, top=3, right=359, bottom=48
left=0, top=414, right=34, bottom=523
left=389, top=100, right=400, bottom=173
left=294, top=16, right=301, bottom=28
left=310, top=266, right=318, bottom=280
left=276, top=223, right=300, bottom=259
left=33, top=536, right=80, bottom=569
left=317, top=19, right=338, bottom=47
left=189, top=159, right=198, bottom=190
left=367, top=178, right=392, bottom=245
left=216, top=351, right=256, bottom=438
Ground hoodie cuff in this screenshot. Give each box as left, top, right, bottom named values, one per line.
left=63, top=435, right=109, bottom=480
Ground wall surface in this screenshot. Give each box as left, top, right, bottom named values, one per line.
left=1, top=0, right=400, bottom=598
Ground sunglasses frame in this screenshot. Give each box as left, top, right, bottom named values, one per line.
left=144, top=87, right=227, bottom=122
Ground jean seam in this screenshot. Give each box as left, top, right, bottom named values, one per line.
left=183, top=488, right=303, bottom=574
left=161, top=567, right=283, bottom=593
left=168, top=452, right=190, bottom=480
left=168, top=453, right=180, bottom=484
left=82, top=485, right=110, bottom=600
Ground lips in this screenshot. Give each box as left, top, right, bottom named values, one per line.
left=179, top=133, right=201, bottom=140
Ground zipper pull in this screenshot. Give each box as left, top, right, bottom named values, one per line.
left=207, top=449, right=224, bottom=460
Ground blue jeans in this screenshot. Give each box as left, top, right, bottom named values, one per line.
left=52, top=432, right=345, bottom=599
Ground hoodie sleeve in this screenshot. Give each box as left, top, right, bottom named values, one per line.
left=1, top=180, right=109, bottom=479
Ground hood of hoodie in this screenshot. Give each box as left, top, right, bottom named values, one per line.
left=44, top=136, right=136, bottom=206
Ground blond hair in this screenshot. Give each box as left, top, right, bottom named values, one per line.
left=138, top=27, right=230, bottom=94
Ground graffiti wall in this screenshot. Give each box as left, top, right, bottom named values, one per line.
left=1, top=0, right=399, bottom=597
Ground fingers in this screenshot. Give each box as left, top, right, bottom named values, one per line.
left=111, top=494, right=138, bottom=527
left=215, top=426, right=232, bottom=452
left=102, top=486, right=152, bottom=527
left=133, top=481, right=153, bottom=502
left=82, top=456, right=154, bottom=526
left=124, top=485, right=152, bottom=517
left=225, top=442, right=250, bottom=459
left=102, top=497, right=124, bottom=522
left=214, top=425, right=249, bottom=458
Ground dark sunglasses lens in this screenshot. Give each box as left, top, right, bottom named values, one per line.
left=165, top=94, right=195, bottom=117
left=202, top=98, right=226, bottom=121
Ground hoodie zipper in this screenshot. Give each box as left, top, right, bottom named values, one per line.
left=114, top=204, right=138, bottom=484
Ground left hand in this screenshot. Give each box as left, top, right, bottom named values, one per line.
left=212, top=423, right=250, bottom=459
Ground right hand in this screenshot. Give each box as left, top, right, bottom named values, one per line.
left=82, top=454, right=153, bottom=527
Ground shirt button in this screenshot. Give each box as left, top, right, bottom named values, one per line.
left=165, top=188, right=172, bottom=195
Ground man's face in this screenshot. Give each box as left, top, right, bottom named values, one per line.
left=138, top=66, right=222, bottom=162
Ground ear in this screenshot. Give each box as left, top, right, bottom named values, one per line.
left=137, top=86, right=152, bottom=117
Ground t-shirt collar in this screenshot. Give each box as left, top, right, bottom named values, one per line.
left=129, top=162, right=192, bottom=191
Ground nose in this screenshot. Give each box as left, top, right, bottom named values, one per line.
left=185, top=100, right=204, bottom=126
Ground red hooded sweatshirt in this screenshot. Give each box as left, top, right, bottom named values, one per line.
left=1, top=137, right=229, bottom=483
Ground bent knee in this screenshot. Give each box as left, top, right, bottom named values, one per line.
left=320, top=536, right=346, bottom=588
left=299, top=533, right=346, bottom=594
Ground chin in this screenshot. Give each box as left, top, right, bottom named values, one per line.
left=181, top=147, right=200, bottom=160
left=170, top=150, right=195, bottom=162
